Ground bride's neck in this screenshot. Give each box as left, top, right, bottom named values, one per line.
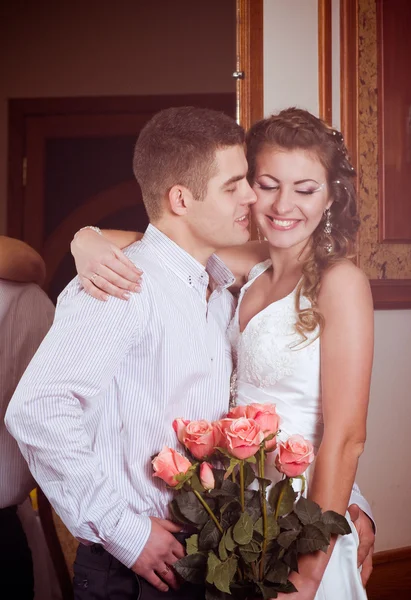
left=267, top=241, right=311, bottom=283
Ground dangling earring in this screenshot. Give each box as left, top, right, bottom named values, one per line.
left=257, top=227, right=263, bottom=244
left=323, top=208, right=333, bottom=253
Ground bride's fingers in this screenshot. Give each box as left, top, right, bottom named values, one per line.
left=85, top=269, right=139, bottom=300
left=113, top=248, right=143, bottom=279
left=81, top=276, right=109, bottom=301
left=95, top=263, right=142, bottom=293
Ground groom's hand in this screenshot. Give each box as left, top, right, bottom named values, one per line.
left=131, top=517, right=185, bottom=592
left=348, top=503, right=375, bottom=586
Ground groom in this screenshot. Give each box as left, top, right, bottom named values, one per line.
left=6, top=107, right=374, bottom=600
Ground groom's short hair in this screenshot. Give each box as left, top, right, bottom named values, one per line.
left=133, top=106, right=245, bottom=221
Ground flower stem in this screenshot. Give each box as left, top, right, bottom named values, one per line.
left=192, top=489, right=223, bottom=534
left=239, top=461, right=245, bottom=512
left=274, top=477, right=288, bottom=520
left=258, top=447, right=268, bottom=581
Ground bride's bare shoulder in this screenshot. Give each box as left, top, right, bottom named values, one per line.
left=319, top=259, right=372, bottom=311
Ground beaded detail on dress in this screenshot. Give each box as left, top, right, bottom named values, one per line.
left=227, top=260, right=319, bottom=398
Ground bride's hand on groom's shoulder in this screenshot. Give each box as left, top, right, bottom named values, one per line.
left=71, top=228, right=143, bottom=301
left=131, top=517, right=185, bottom=593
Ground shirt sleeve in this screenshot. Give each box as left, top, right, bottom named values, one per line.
left=5, top=278, right=152, bottom=567
left=349, top=482, right=376, bottom=532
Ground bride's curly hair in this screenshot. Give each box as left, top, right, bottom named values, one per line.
left=246, top=107, right=359, bottom=342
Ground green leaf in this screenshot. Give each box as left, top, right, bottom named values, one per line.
left=277, top=580, right=298, bottom=594
left=294, top=496, right=322, bottom=525
left=224, top=526, right=236, bottom=552
left=175, top=491, right=210, bottom=525
left=233, top=512, right=254, bottom=546
left=312, top=521, right=331, bottom=545
left=277, top=529, right=300, bottom=549
left=205, top=588, right=231, bottom=600
left=190, top=472, right=206, bottom=493
left=283, top=547, right=299, bottom=573
left=266, top=515, right=280, bottom=540
left=206, top=551, right=221, bottom=585
left=244, top=489, right=262, bottom=523
left=210, top=479, right=239, bottom=498
left=322, top=510, right=352, bottom=536
left=265, top=560, right=289, bottom=585
left=243, top=461, right=256, bottom=488
left=169, top=499, right=194, bottom=526
left=174, top=552, right=207, bottom=584
left=213, top=469, right=226, bottom=489
left=225, top=457, right=240, bottom=480
left=296, top=524, right=330, bottom=554
left=199, top=519, right=222, bottom=551
left=186, top=533, right=199, bottom=555
left=219, top=534, right=228, bottom=561
left=268, top=480, right=297, bottom=517
left=227, top=555, right=238, bottom=581
left=278, top=513, right=301, bottom=531
left=256, top=476, right=272, bottom=488
left=257, top=582, right=279, bottom=599
left=254, top=517, right=263, bottom=536
left=239, top=548, right=260, bottom=563
left=245, top=454, right=257, bottom=464
left=213, top=561, right=232, bottom=594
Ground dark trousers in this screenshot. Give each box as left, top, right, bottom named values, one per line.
left=0, top=505, right=34, bottom=600
left=74, top=542, right=205, bottom=600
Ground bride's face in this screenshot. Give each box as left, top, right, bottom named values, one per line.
left=251, top=147, right=332, bottom=252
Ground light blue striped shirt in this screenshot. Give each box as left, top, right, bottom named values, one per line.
left=6, top=225, right=236, bottom=568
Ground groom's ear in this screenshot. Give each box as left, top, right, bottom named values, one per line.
left=168, top=185, right=193, bottom=216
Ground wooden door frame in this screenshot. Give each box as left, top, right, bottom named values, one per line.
left=7, top=92, right=236, bottom=240
left=340, top=0, right=411, bottom=309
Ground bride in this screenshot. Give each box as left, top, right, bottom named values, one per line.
left=71, top=108, right=374, bottom=599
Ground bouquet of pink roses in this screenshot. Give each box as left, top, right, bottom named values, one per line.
left=152, top=403, right=351, bottom=600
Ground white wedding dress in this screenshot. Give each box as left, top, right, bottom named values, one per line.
left=228, top=260, right=367, bottom=600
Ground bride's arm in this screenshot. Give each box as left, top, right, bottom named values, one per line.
left=71, top=228, right=270, bottom=299
left=0, top=236, right=46, bottom=285
left=279, top=260, right=374, bottom=598
left=70, top=229, right=143, bottom=300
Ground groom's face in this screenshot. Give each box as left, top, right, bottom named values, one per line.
left=187, top=145, right=257, bottom=250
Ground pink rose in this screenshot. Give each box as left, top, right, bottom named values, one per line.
left=229, top=403, right=280, bottom=450
left=275, top=435, right=315, bottom=478
left=173, top=418, right=190, bottom=444
left=173, top=419, right=219, bottom=460
left=199, top=462, right=215, bottom=490
left=152, top=446, right=192, bottom=487
left=228, top=405, right=248, bottom=419
left=222, top=417, right=265, bottom=460
left=215, top=419, right=235, bottom=449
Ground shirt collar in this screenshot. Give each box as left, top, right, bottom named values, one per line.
left=142, top=224, right=235, bottom=294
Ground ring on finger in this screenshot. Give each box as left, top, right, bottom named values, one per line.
left=90, top=272, right=99, bottom=284
left=159, top=565, right=170, bottom=578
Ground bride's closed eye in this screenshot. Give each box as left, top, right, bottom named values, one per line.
left=256, top=183, right=323, bottom=195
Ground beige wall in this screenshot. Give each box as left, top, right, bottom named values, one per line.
left=0, top=0, right=235, bottom=233
left=264, top=0, right=319, bottom=116
left=264, top=0, right=411, bottom=552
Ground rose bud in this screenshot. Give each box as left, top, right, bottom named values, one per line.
left=152, top=446, right=192, bottom=487
left=199, top=462, right=215, bottom=490
left=275, top=435, right=315, bottom=478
